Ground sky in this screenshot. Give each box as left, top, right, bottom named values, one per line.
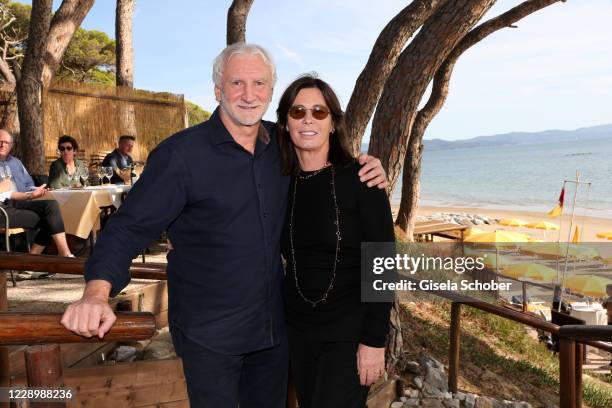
left=31, top=0, right=612, bottom=141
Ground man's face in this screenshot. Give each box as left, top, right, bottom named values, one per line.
left=215, top=53, right=273, bottom=127
left=0, top=131, right=14, bottom=160
left=119, top=139, right=134, bottom=155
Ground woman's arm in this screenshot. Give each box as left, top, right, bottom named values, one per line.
left=355, top=170, right=396, bottom=385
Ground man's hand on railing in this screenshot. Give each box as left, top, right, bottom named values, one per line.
left=61, top=279, right=116, bottom=339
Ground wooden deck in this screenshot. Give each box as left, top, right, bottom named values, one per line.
left=413, top=220, right=470, bottom=242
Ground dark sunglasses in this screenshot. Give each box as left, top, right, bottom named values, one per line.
left=288, top=105, right=330, bottom=120
left=59, top=146, right=73, bottom=152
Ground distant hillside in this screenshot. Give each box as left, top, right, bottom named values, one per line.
left=360, top=124, right=612, bottom=152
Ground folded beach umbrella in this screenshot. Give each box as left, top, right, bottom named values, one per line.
left=519, top=242, right=599, bottom=259
left=563, top=274, right=612, bottom=298
left=596, top=231, right=612, bottom=240
left=502, top=263, right=558, bottom=282
left=499, top=218, right=528, bottom=227
left=526, top=221, right=559, bottom=230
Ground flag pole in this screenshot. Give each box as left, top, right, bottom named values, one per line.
left=558, top=171, right=580, bottom=311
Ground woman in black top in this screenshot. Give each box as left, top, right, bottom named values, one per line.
left=277, top=74, right=395, bottom=407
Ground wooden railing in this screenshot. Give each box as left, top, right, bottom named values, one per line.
left=0, top=252, right=161, bottom=408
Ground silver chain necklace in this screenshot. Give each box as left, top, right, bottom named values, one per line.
left=289, top=165, right=341, bottom=307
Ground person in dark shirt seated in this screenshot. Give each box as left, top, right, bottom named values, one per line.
left=101, top=135, right=135, bottom=184
left=48, top=135, right=88, bottom=189
left=277, top=74, right=394, bottom=408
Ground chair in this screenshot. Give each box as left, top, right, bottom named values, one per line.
left=0, top=206, right=32, bottom=287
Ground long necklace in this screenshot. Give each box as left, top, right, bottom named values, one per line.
left=289, top=165, right=341, bottom=307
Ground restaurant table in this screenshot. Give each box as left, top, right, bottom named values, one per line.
left=570, top=304, right=608, bottom=325
left=40, top=185, right=131, bottom=239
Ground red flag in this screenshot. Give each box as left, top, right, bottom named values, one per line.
left=548, top=186, right=565, bottom=218
left=558, top=187, right=565, bottom=208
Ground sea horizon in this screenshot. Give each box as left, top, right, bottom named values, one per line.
left=389, top=137, right=612, bottom=220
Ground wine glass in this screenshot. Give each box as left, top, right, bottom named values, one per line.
left=97, top=166, right=105, bottom=185
left=79, top=167, right=89, bottom=187
left=0, top=166, right=5, bottom=180
left=105, top=166, right=114, bottom=184
left=3, top=165, right=11, bottom=180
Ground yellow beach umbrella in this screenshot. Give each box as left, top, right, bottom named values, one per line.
left=563, top=275, right=612, bottom=297
left=519, top=242, right=599, bottom=259
left=601, top=257, right=612, bottom=265
left=526, top=220, right=560, bottom=240
left=499, top=218, right=528, bottom=227
left=465, top=230, right=532, bottom=244
left=502, top=263, right=558, bottom=282
left=465, top=249, right=512, bottom=268
left=465, top=227, right=486, bottom=237
left=526, top=221, right=560, bottom=230
left=596, top=231, right=612, bottom=240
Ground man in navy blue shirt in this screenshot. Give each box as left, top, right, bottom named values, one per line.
left=61, top=43, right=387, bottom=408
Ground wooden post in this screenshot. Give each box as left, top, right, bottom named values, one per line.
left=522, top=282, right=527, bottom=313
left=0, top=271, right=8, bottom=408
left=559, top=338, right=576, bottom=408
left=25, top=344, right=65, bottom=408
left=448, top=302, right=461, bottom=393
left=575, top=343, right=583, bottom=408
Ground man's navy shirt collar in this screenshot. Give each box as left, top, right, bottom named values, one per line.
left=208, top=107, right=273, bottom=153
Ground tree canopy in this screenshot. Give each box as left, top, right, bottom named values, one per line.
left=186, top=100, right=211, bottom=126
left=1, top=0, right=115, bottom=85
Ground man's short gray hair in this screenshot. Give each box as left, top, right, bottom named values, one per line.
left=212, top=43, right=277, bottom=88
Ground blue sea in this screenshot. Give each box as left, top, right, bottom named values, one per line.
left=390, top=138, right=612, bottom=219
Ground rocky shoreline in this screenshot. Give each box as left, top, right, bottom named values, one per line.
left=390, top=353, right=533, bottom=408
left=417, top=213, right=498, bottom=226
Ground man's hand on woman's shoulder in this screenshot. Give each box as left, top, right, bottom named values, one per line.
left=357, top=154, right=389, bottom=189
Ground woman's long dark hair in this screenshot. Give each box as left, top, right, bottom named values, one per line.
left=276, top=74, right=354, bottom=176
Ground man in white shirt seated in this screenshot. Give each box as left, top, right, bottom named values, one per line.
left=0, top=129, right=74, bottom=262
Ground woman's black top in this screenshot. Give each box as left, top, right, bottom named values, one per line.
left=281, top=161, right=395, bottom=348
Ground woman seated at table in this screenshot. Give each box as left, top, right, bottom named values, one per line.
left=278, top=74, right=394, bottom=408
left=48, top=135, right=88, bottom=189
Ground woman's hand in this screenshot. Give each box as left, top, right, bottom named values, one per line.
left=356, top=343, right=385, bottom=386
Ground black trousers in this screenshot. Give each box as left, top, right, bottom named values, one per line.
left=0, top=200, right=65, bottom=246
left=171, top=328, right=288, bottom=408
left=288, top=329, right=369, bottom=408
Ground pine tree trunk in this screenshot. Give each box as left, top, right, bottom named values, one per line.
left=344, top=0, right=447, bottom=155
left=116, top=0, right=135, bottom=87
left=41, top=0, right=96, bottom=87
left=116, top=0, right=137, bottom=138
left=226, top=0, right=254, bottom=45
left=17, top=0, right=52, bottom=175
left=395, top=0, right=563, bottom=234
left=368, top=0, right=496, bottom=192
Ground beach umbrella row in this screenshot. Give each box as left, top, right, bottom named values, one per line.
left=563, top=275, right=612, bottom=298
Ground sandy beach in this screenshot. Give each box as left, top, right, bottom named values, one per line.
left=413, top=205, right=612, bottom=245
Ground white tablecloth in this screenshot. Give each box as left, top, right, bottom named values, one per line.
left=570, top=307, right=608, bottom=325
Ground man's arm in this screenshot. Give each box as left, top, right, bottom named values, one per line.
left=60, top=280, right=115, bottom=338
left=357, top=154, right=389, bottom=189
left=62, top=145, right=189, bottom=337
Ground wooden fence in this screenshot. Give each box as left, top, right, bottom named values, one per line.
left=0, top=81, right=188, bottom=165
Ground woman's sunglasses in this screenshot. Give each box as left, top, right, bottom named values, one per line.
left=59, top=146, right=74, bottom=152
left=288, top=105, right=330, bottom=120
